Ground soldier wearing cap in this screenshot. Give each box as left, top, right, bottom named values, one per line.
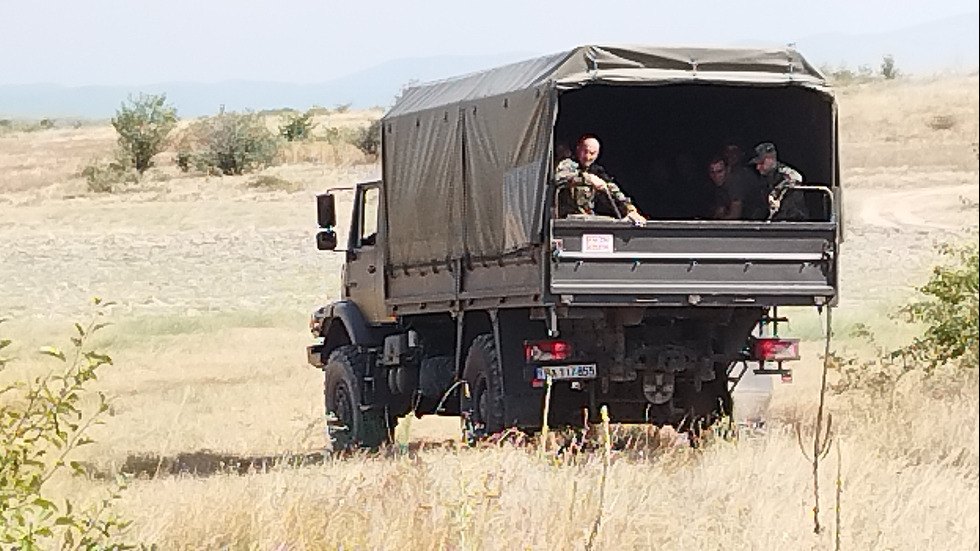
left=749, top=142, right=808, bottom=221
left=555, top=135, right=646, bottom=226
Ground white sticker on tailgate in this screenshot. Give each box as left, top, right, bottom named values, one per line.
left=535, top=364, right=597, bottom=380
left=582, top=234, right=614, bottom=253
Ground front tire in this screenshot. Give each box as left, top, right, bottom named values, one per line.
left=323, top=345, right=390, bottom=450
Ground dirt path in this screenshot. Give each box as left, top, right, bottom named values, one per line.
left=850, top=183, right=977, bottom=231
left=835, top=180, right=978, bottom=315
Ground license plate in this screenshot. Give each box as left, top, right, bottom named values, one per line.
left=535, top=364, right=597, bottom=380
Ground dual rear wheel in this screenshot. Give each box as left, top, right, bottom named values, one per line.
left=460, top=334, right=506, bottom=439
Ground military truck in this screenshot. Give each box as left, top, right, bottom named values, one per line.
left=308, top=45, right=840, bottom=448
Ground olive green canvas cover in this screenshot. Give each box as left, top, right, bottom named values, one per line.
left=382, top=45, right=830, bottom=268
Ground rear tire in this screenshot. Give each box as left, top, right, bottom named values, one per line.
left=461, top=334, right=506, bottom=439
left=323, top=345, right=390, bottom=450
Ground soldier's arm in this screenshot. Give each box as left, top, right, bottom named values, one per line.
left=779, top=165, right=803, bottom=185
left=607, top=182, right=640, bottom=215
left=555, top=159, right=580, bottom=185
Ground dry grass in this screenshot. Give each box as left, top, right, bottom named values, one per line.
left=53, top=377, right=977, bottom=550
left=1, top=74, right=978, bottom=549
left=0, top=125, right=116, bottom=194
left=839, top=74, right=979, bottom=172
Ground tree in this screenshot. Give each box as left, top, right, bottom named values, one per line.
left=111, top=93, right=177, bottom=174
left=279, top=110, right=317, bottom=142
left=880, top=55, right=898, bottom=80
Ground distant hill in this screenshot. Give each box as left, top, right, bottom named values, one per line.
left=0, top=52, right=533, bottom=119
left=792, top=12, right=979, bottom=73
left=1, top=13, right=977, bottom=119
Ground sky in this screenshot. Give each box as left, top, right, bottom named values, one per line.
left=0, top=0, right=977, bottom=86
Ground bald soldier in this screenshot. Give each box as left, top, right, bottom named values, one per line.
left=555, top=135, right=646, bottom=225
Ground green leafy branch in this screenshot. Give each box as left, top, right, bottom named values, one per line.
left=1, top=298, right=138, bottom=550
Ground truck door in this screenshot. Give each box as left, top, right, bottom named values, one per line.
left=345, top=184, right=388, bottom=323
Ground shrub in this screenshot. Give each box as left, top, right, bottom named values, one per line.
left=80, top=155, right=138, bottom=193
left=828, top=328, right=911, bottom=399
left=927, top=114, right=957, bottom=131
left=321, top=125, right=359, bottom=146
left=187, top=109, right=280, bottom=175
left=320, top=119, right=381, bottom=157
left=245, top=174, right=301, bottom=192
left=830, top=240, right=978, bottom=398
left=897, top=241, right=978, bottom=371
left=353, top=119, right=382, bottom=156
left=279, top=110, right=317, bottom=142
left=0, top=300, right=135, bottom=549
left=880, top=55, right=899, bottom=80
left=112, top=93, right=178, bottom=174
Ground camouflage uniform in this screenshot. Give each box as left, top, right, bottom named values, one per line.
left=554, top=158, right=639, bottom=219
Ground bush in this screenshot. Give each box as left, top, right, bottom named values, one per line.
left=320, top=119, right=381, bottom=157
left=880, top=55, right=899, bottom=80
left=0, top=300, right=135, bottom=549
left=80, top=155, right=138, bottom=193
left=279, top=110, right=317, bottom=142
left=927, top=114, right=957, bottom=131
left=830, top=240, right=978, bottom=399
left=245, top=174, right=301, bottom=192
left=897, top=241, right=978, bottom=371
left=353, top=119, right=382, bottom=156
left=186, top=109, right=280, bottom=175
left=112, top=93, right=178, bottom=174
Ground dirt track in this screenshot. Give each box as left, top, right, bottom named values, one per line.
left=1, top=173, right=975, bottom=324
left=838, top=179, right=977, bottom=313
left=851, top=182, right=976, bottom=231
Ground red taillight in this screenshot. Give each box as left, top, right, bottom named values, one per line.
left=752, top=338, right=800, bottom=361
left=524, top=340, right=572, bottom=363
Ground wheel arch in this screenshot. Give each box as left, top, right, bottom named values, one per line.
left=319, top=300, right=397, bottom=358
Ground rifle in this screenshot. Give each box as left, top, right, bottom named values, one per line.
left=581, top=168, right=623, bottom=219
left=767, top=177, right=794, bottom=221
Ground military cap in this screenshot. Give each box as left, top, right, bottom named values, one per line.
left=748, top=142, right=777, bottom=164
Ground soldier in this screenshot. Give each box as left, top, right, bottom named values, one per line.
left=554, top=134, right=646, bottom=225
left=748, top=142, right=808, bottom=221
left=722, top=144, right=767, bottom=220
left=707, top=156, right=740, bottom=219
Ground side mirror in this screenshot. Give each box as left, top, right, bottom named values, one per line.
left=317, top=193, right=336, bottom=228
left=316, top=229, right=338, bottom=251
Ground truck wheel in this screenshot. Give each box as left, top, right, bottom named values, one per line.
left=323, top=345, right=390, bottom=450
left=461, top=334, right=506, bottom=439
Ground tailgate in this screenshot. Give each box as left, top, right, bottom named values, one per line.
left=550, top=219, right=837, bottom=307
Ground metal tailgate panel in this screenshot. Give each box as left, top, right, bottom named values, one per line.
left=550, top=220, right=837, bottom=305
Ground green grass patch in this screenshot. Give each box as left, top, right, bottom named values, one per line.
left=107, top=310, right=305, bottom=341
left=1, top=310, right=309, bottom=354
left=778, top=304, right=923, bottom=348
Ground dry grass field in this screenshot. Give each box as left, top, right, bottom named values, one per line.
left=1, top=74, right=978, bottom=549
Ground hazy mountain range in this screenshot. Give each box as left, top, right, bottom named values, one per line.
left=1, top=13, right=976, bottom=120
